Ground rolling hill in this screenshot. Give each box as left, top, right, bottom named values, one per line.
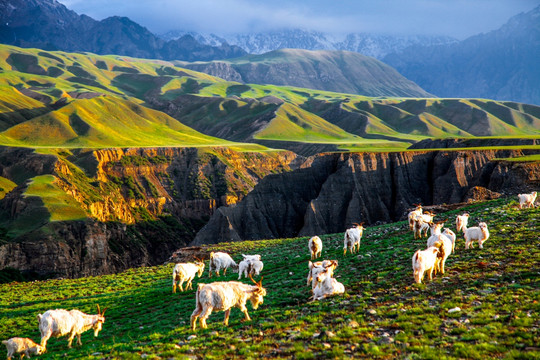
left=1, top=44, right=540, bottom=154
left=178, top=49, right=434, bottom=98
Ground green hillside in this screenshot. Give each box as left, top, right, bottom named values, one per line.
left=1, top=44, right=540, bottom=152
left=1, top=197, right=538, bottom=359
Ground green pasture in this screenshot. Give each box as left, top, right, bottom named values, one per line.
left=1, top=197, right=538, bottom=359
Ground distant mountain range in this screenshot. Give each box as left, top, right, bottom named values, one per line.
left=177, top=48, right=432, bottom=98
left=383, top=4, right=540, bottom=105
left=160, top=29, right=457, bottom=60
left=0, top=0, right=246, bottom=61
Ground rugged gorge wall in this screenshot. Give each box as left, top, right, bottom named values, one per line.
left=192, top=149, right=540, bottom=245
left=0, top=147, right=298, bottom=278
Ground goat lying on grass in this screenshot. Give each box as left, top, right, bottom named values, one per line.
left=311, top=264, right=345, bottom=301
left=191, top=275, right=266, bottom=331
left=307, top=260, right=337, bottom=289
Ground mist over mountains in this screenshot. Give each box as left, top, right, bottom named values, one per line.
left=383, top=4, right=540, bottom=105
left=160, top=29, right=457, bottom=60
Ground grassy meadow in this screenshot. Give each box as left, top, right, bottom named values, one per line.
left=1, top=196, right=538, bottom=359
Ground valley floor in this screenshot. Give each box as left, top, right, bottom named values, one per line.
left=0, top=197, right=538, bottom=359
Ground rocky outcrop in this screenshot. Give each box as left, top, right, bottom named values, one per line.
left=0, top=146, right=298, bottom=278
left=192, top=149, right=540, bottom=245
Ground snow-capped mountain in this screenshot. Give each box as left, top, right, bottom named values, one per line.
left=160, top=29, right=456, bottom=59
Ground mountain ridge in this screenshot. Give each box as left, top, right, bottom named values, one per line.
left=383, top=4, right=540, bottom=105
left=0, top=0, right=247, bottom=61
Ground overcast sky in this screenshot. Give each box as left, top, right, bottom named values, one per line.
left=57, top=0, right=540, bottom=39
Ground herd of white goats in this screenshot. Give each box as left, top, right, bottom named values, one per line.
left=3, top=191, right=536, bottom=359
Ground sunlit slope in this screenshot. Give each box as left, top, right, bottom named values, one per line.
left=0, top=96, right=233, bottom=148
left=1, top=44, right=540, bottom=151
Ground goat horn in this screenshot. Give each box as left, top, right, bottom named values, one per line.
left=258, top=277, right=263, bottom=288
left=96, top=304, right=101, bottom=315
left=101, top=307, right=108, bottom=316
left=249, top=273, right=257, bottom=285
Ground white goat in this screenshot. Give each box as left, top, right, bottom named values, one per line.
left=2, top=337, right=44, bottom=360
left=307, top=260, right=337, bottom=289
left=413, top=216, right=430, bottom=239
left=308, top=236, right=323, bottom=259
left=311, top=265, right=345, bottom=301
left=408, top=204, right=423, bottom=231
left=208, top=252, right=237, bottom=277
left=443, top=228, right=457, bottom=253
left=238, top=254, right=264, bottom=280
left=427, top=234, right=453, bottom=275
left=343, top=223, right=364, bottom=255
left=425, top=219, right=446, bottom=245
left=190, top=276, right=267, bottom=330
left=172, top=261, right=205, bottom=292
left=37, top=305, right=106, bottom=350
left=455, top=213, right=469, bottom=233
left=518, top=191, right=537, bottom=209
left=464, top=222, right=490, bottom=249
left=412, top=247, right=439, bottom=284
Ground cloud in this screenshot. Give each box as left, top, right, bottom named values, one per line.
left=57, top=0, right=540, bottom=38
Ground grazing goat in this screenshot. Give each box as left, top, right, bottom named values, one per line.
left=238, top=255, right=264, bottom=280
left=442, top=228, right=457, bottom=253
left=172, top=260, right=205, bottom=292
left=190, top=276, right=267, bottom=330
left=455, top=213, right=469, bottom=233
left=208, top=252, right=237, bottom=277
left=308, top=236, right=323, bottom=259
left=427, top=235, right=452, bottom=275
left=2, top=337, right=44, bottom=360
left=412, top=247, right=439, bottom=284
left=518, top=191, right=537, bottom=209
left=37, top=305, right=106, bottom=350
left=343, top=223, right=364, bottom=255
left=311, top=265, right=345, bottom=301
left=307, top=260, right=337, bottom=289
left=464, top=222, right=490, bottom=249
left=408, top=204, right=423, bottom=231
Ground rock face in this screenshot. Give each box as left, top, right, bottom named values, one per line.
left=192, top=149, right=540, bottom=245
left=0, top=147, right=298, bottom=278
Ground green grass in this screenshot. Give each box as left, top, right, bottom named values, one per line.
left=1, top=197, right=538, bottom=359
left=0, top=176, right=17, bottom=199
left=23, top=175, right=87, bottom=221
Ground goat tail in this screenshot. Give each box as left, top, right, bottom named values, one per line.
left=1, top=340, right=8, bottom=345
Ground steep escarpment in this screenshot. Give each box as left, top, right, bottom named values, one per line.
left=192, top=149, right=540, bottom=245
left=0, top=147, right=298, bottom=278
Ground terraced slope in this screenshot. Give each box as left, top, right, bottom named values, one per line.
left=1, top=44, right=540, bottom=153
left=1, top=197, right=537, bottom=359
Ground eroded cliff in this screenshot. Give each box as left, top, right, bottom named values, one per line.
left=0, top=147, right=298, bottom=278
left=192, top=149, right=540, bottom=245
